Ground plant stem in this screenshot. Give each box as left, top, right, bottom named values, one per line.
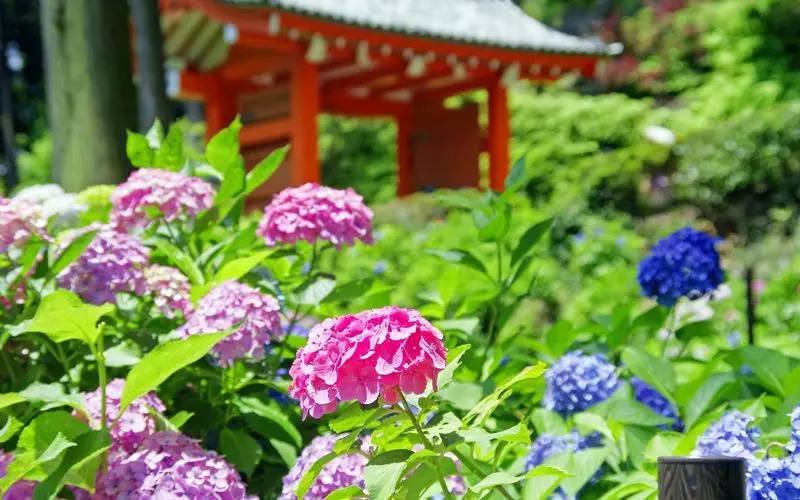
left=451, top=448, right=515, bottom=500
left=96, top=329, right=107, bottom=430
left=223, top=365, right=237, bottom=424
left=396, top=390, right=454, bottom=500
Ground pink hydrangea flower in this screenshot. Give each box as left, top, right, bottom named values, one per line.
left=257, top=183, right=373, bottom=248
left=110, top=169, right=214, bottom=231
left=144, top=265, right=194, bottom=318
left=0, top=197, right=48, bottom=254
left=97, top=432, right=254, bottom=500
left=57, top=224, right=150, bottom=305
left=0, top=451, right=89, bottom=499
left=178, top=280, right=281, bottom=366
left=279, top=434, right=370, bottom=500
left=288, top=306, right=448, bottom=419
left=76, top=379, right=165, bottom=455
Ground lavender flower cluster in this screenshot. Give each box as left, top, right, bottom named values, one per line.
left=525, top=431, right=604, bottom=499
left=543, top=351, right=620, bottom=416
left=0, top=451, right=90, bottom=499
left=144, top=264, right=194, bottom=318
left=0, top=197, right=48, bottom=254
left=637, top=227, right=724, bottom=307
left=178, top=280, right=281, bottom=366
left=631, top=377, right=684, bottom=431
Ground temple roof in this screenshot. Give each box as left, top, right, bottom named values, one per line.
left=222, top=0, right=609, bottom=55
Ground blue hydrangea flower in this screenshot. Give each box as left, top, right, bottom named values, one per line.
left=373, top=260, right=388, bottom=275
left=692, top=410, right=761, bottom=459
left=637, top=227, right=724, bottom=307
left=631, top=377, right=684, bottom=431
left=525, top=431, right=604, bottom=499
left=747, top=455, right=800, bottom=500
left=791, top=406, right=800, bottom=445
left=544, top=351, right=620, bottom=416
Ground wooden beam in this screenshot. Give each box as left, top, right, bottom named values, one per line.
left=416, top=76, right=494, bottom=101
left=236, top=32, right=298, bottom=53
left=322, top=94, right=408, bottom=118
left=322, top=62, right=405, bottom=93
left=290, top=50, right=320, bottom=185
left=372, top=67, right=452, bottom=97
left=396, top=109, right=413, bottom=196
left=240, top=118, right=292, bottom=147
left=487, top=79, right=509, bottom=192
left=221, top=53, right=291, bottom=81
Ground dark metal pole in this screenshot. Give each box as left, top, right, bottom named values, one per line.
left=0, top=0, right=20, bottom=190
left=658, top=457, right=747, bottom=500
left=745, top=266, right=756, bottom=345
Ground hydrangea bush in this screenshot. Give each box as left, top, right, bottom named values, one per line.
left=1, top=118, right=798, bottom=499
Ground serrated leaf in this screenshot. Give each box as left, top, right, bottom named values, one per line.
left=152, top=125, right=184, bottom=171
left=330, top=406, right=378, bottom=434
left=24, top=291, right=114, bottom=346
left=34, top=429, right=112, bottom=500
left=607, top=399, right=674, bottom=427
left=458, top=423, right=531, bottom=445
left=644, top=433, right=682, bottom=462
left=245, top=146, right=288, bottom=195
left=426, top=249, right=488, bottom=276
left=214, top=250, right=272, bottom=283
left=477, top=204, right=511, bottom=243
left=683, top=372, right=738, bottom=429
left=126, top=130, right=155, bottom=167
left=220, top=429, right=262, bottom=477
left=0, top=433, right=76, bottom=493
left=0, top=416, right=23, bottom=443
left=511, top=218, right=552, bottom=267
left=152, top=240, right=205, bottom=285
left=295, top=277, right=336, bottom=306
left=327, top=278, right=374, bottom=303
left=18, top=383, right=87, bottom=415
left=545, top=320, right=576, bottom=358
left=465, top=363, right=546, bottom=426
left=621, top=347, right=677, bottom=405
left=103, top=343, right=141, bottom=368
left=364, top=450, right=413, bottom=500
left=559, top=448, right=609, bottom=496
left=120, top=331, right=234, bottom=415
left=0, top=393, right=26, bottom=410
left=531, top=409, right=567, bottom=436
left=235, top=397, right=302, bottom=447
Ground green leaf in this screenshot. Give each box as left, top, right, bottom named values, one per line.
left=48, top=229, right=96, bottom=276
left=683, top=372, right=738, bottom=429
left=644, top=433, right=682, bottom=462
left=152, top=125, right=185, bottom=171
left=19, top=383, right=87, bottom=415
left=235, top=397, right=302, bottom=447
left=103, top=343, right=141, bottom=368
left=736, top=346, right=791, bottom=398
left=476, top=204, right=512, bottom=243
left=268, top=438, right=297, bottom=468
left=364, top=450, right=413, bottom=500
left=0, top=393, right=26, bottom=410
left=426, top=249, right=488, bottom=276
left=458, top=423, right=531, bottom=445
left=545, top=320, right=576, bottom=358
left=295, top=276, right=336, bottom=306
left=439, top=381, right=483, bottom=411
left=0, top=433, right=76, bottom=492
left=532, top=409, right=567, bottom=436
left=574, top=412, right=614, bottom=442
left=152, top=239, right=205, bottom=285
left=34, top=429, right=112, bottom=500
left=0, top=416, right=23, bottom=443
left=326, top=278, right=375, bottom=303
left=145, top=119, right=164, bottom=148
left=24, top=291, right=114, bottom=345
left=244, top=146, right=288, bottom=195
left=433, top=190, right=486, bottom=212
left=330, top=405, right=378, bottom=434
left=511, top=218, right=552, bottom=267
left=607, top=399, right=674, bottom=427
left=674, top=320, right=714, bottom=342
left=436, top=344, right=471, bottom=391
left=324, top=485, right=368, bottom=500
left=504, top=156, right=527, bottom=191
left=523, top=463, right=573, bottom=500
left=621, top=347, right=677, bottom=404
left=168, top=411, right=194, bottom=430
left=208, top=118, right=246, bottom=203
left=126, top=130, right=155, bottom=167
left=214, top=250, right=272, bottom=283
left=120, top=331, right=234, bottom=415
left=470, top=471, right=523, bottom=492
left=560, top=448, right=609, bottom=496
left=465, top=363, right=546, bottom=426
left=296, top=452, right=339, bottom=498
left=220, top=429, right=263, bottom=477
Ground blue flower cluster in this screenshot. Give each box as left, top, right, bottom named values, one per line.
left=631, top=377, right=684, bottom=431
left=637, top=227, right=724, bottom=306
left=525, top=430, right=604, bottom=499
left=693, top=410, right=761, bottom=459
left=544, top=351, right=620, bottom=416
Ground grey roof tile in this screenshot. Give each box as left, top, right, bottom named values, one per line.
left=221, top=0, right=610, bottom=55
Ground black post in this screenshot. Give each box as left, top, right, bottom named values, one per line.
left=658, top=457, right=746, bottom=500
left=0, top=0, right=19, bottom=191
left=745, top=266, right=756, bottom=345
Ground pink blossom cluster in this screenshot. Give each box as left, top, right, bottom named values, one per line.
left=0, top=197, right=48, bottom=254
left=257, top=183, right=373, bottom=248
left=178, top=280, right=281, bottom=366
left=110, top=169, right=214, bottom=231
left=97, top=432, right=254, bottom=500
left=279, top=434, right=370, bottom=500
left=144, top=265, right=194, bottom=318
left=77, top=379, right=166, bottom=455
left=57, top=224, right=150, bottom=305
left=0, top=451, right=89, bottom=499
left=288, top=306, right=448, bottom=419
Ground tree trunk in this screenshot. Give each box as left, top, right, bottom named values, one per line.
left=130, top=0, right=170, bottom=131
left=40, top=0, right=137, bottom=192
left=0, top=0, right=19, bottom=191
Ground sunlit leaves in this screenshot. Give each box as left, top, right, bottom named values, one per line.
left=24, top=291, right=114, bottom=345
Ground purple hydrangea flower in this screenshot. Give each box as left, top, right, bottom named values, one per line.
left=544, top=351, right=620, bottom=416
left=525, top=431, right=604, bottom=498
left=97, top=432, right=253, bottom=500
left=638, top=227, right=724, bottom=307
left=110, top=169, right=214, bottom=231
left=279, top=434, right=369, bottom=500
left=57, top=224, right=150, bottom=305
left=77, top=378, right=165, bottom=455
left=747, top=455, right=800, bottom=500
left=0, top=451, right=90, bottom=499
left=631, top=377, right=683, bottom=431
left=0, top=197, right=48, bottom=254
left=144, top=265, right=194, bottom=318
left=257, top=183, right=373, bottom=248
left=791, top=406, right=800, bottom=446
left=178, top=280, right=281, bottom=366
left=692, top=410, right=761, bottom=459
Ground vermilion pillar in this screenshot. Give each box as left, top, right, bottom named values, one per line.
left=205, top=74, right=238, bottom=139
left=290, top=51, right=320, bottom=185
left=487, top=79, right=509, bottom=191
left=396, top=109, right=413, bottom=196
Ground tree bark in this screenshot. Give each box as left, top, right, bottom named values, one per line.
left=130, top=0, right=170, bottom=131
left=0, top=0, right=19, bottom=190
left=40, top=0, right=137, bottom=192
